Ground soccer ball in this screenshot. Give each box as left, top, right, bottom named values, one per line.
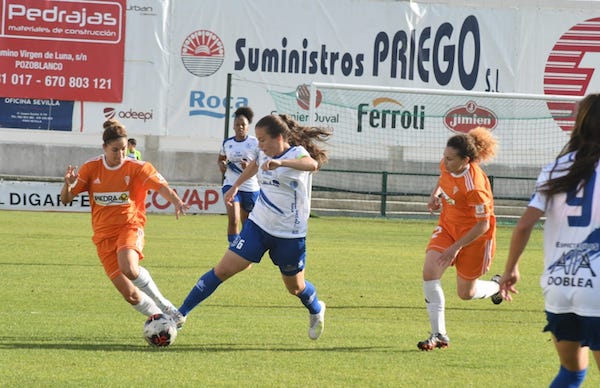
left=143, top=313, right=177, bottom=347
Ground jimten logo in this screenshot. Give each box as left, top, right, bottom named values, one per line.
left=181, top=30, right=224, bottom=77
left=444, top=101, right=497, bottom=133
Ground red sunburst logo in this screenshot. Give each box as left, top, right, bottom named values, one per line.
left=181, top=30, right=225, bottom=77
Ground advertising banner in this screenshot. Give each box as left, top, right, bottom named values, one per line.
left=78, top=0, right=168, bottom=136
left=164, top=1, right=600, bottom=145
left=1, top=0, right=599, bottom=153
left=0, top=0, right=126, bottom=102
left=0, top=181, right=226, bottom=214
left=0, top=98, right=74, bottom=130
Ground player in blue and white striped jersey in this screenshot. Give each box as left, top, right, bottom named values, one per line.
left=500, top=93, right=600, bottom=387
left=218, top=107, right=260, bottom=244
left=180, top=113, right=332, bottom=340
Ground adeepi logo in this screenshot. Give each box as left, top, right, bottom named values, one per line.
left=103, top=107, right=153, bottom=122
left=181, top=30, right=224, bottom=77
left=544, top=17, right=600, bottom=131
left=444, top=101, right=497, bottom=133
left=103, top=107, right=116, bottom=119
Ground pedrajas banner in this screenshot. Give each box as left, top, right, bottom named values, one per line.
left=0, top=0, right=126, bottom=102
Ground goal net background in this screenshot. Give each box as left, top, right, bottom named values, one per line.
left=231, top=76, right=581, bottom=202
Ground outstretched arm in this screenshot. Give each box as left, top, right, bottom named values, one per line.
left=427, top=179, right=442, bottom=213
left=157, top=185, right=190, bottom=219
left=60, top=165, right=78, bottom=205
left=499, top=206, right=544, bottom=301
left=262, top=155, right=318, bottom=172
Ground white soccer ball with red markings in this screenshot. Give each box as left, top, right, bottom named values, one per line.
left=143, top=313, right=177, bottom=347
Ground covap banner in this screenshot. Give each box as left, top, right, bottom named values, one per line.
left=0, top=181, right=226, bottom=214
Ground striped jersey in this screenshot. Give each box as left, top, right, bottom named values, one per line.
left=70, top=155, right=169, bottom=243
left=437, top=160, right=495, bottom=239
left=529, top=152, right=600, bottom=316
left=220, top=135, right=260, bottom=192
left=249, top=145, right=312, bottom=238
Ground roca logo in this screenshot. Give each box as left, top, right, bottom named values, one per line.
left=443, top=101, right=497, bottom=133
left=181, top=30, right=225, bottom=77
left=103, top=107, right=154, bottom=122
left=188, top=91, right=249, bottom=118
left=544, top=17, right=600, bottom=131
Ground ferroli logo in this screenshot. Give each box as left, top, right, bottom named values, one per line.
left=357, top=97, right=425, bottom=132
left=444, top=101, right=497, bottom=133
left=103, top=107, right=153, bottom=122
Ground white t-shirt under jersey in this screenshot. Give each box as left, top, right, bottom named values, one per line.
left=220, top=136, right=260, bottom=192
left=529, top=151, right=600, bottom=317
left=249, top=145, right=312, bottom=239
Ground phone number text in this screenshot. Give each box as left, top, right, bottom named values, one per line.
left=0, top=73, right=113, bottom=89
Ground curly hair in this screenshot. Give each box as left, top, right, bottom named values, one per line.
left=234, top=106, right=254, bottom=123
left=446, top=126, right=497, bottom=163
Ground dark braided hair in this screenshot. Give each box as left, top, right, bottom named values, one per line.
left=234, top=106, right=254, bottom=123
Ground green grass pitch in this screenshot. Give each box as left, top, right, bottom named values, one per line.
left=1, top=210, right=598, bottom=387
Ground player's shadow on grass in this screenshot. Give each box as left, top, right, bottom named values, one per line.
left=209, top=303, right=539, bottom=314
left=0, top=341, right=400, bottom=353
left=446, top=305, right=541, bottom=313
left=0, top=262, right=98, bottom=267
left=0, top=341, right=146, bottom=351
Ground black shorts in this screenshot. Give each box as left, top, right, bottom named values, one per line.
left=544, top=311, right=600, bottom=350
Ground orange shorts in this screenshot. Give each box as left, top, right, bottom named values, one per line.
left=426, top=225, right=495, bottom=280
left=95, top=226, right=145, bottom=280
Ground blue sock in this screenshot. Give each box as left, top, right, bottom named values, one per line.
left=298, top=280, right=321, bottom=314
left=550, top=365, right=586, bottom=388
left=178, top=268, right=223, bottom=316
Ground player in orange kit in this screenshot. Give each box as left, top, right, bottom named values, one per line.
left=417, top=127, right=503, bottom=351
left=61, top=119, right=189, bottom=328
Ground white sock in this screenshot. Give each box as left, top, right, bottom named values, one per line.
left=471, top=279, right=500, bottom=299
left=423, top=279, right=446, bottom=335
left=131, top=267, right=173, bottom=311
left=132, top=292, right=162, bottom=316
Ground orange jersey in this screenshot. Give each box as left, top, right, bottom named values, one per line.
left=437, top=160, right=495, bottom=239
left=70, top=155, right=169, bottom=243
